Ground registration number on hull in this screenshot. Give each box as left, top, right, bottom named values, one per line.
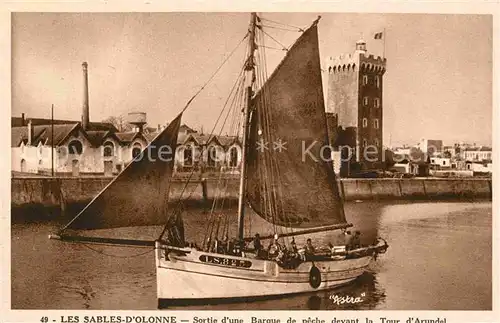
left=199, top=255, right=252, bottom=268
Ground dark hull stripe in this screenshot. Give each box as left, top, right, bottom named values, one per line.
left=174, top=256, right=262, bottom=272
left=158, top=264, right=367, bottom=284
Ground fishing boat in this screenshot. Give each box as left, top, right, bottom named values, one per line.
left=50, top=13, right=388, bottom=307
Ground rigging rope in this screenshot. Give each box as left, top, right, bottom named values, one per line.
left=163, top=34, right=249, bottom=245
left=180, top=32, right=249, bottom=114
left=256, top=44, right=288, bottom=51
left=79, top=243, right=155, bottom=258
left=260, top=24, right=303, bottom=32
left=259, top=28, right=288, bottom=51
left=203, top=51, right=247, bottom=245
left=259, top=17, right=305, bottom=32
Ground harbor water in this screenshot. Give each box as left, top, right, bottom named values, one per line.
left=11, top=200, right=492, bottom=310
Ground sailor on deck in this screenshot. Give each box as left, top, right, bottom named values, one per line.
left=344, top=230, right=353, bottom=250
left=267, top=234, right=281, bottom=258
left=290, top=237, right=298, bottom=253
left=304, top=238, right=316, bottom=260
left=350, top=231, right=361, bottom=249
left=253, top=233, right=263, bottom=258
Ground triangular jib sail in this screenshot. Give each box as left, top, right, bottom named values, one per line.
left=246, top=23, right=348, bottom=229
left=60, top=114, right=183, bottom=232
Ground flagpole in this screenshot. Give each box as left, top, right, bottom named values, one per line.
left=383, top=28, right=386, bottom=58
left=51, top=104, right=54, bottom=177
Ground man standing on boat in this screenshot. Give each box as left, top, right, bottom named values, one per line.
left=304, top=238, right=316, bottom=260
left=267, top=234, right=281, bottom=258
left=253, top=233, right=263, bottom=258
left=351, top=231, right=362, bottom=249
left=344, top=230, right=353, bottom=250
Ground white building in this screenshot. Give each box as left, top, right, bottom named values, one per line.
left=12, top=119, right=242, bottom=177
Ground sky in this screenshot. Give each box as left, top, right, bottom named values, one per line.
left=11, top=12, right=492, bottom=147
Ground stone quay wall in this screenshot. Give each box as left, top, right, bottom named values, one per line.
left=11, top=177, right=491, bottom=212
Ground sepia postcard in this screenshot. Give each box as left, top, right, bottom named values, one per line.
left=1, top=1, right=499, bottom=323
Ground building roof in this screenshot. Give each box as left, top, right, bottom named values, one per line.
left=11, top=127, right=45, bottom=147
left=11, top=117, right=117, bottom=132
left=11, top=127, right=28, bottom=147
left=464, top=146, right=492, bottom=152
left=115, top=132, right=139, bottom=143
left=179, top=124, right=195, bottom=133
left=86, top=130, right=115, bottom=146
left=12, top=117, right=242, bottom=149
left=191, top=133, right=213, bottom=145
left=218, top=135, right=240, bottom=147
left=33, top=124, right=80, bottom=146
left=11, top=124, right=79, bottom=147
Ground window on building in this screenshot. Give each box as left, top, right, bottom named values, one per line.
left=362, top=118, right=368, bottom=128
left=207, top=146, right=217, bottom=167
left=103, top=141, right=114, bottom=157
left=229, top=147, right=238, bottom=167
left=68, top=140, right=83, bottom=155
left=363, top=97, right=369, bottom=106
left=374, top=98, right=380, bottom=108
left=442, top=161, right=446, bottom=166
left=20, top=159, right=26, bottom=172
left=374, top=119, right=380, bottom=129
left=376, top=76, right=380, bottom=88
left=184, top=146, right=193, bottom=166
left=363, top=75, right=368, bottom=85
left=132, top=143, right=142, bottom=159
left=116, top=164, right=122, bottom=172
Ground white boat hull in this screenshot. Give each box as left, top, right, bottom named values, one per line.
left=155, top=243, right=374, bottom=304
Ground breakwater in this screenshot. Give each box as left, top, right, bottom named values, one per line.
left=11, top=176, right=491, bottom=211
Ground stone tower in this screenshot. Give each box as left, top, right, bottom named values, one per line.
left=327, top=40, right=387, bottom=177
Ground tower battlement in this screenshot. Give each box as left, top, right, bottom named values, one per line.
left=359, top=53, right=386, bottom=73
left=327, top=52, right=386, bottom=74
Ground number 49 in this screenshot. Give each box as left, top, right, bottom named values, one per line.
left=41, top=317, right=49, bottom=323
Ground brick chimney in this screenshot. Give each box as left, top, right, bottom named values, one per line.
left=82, top=62, right=90, bottom=130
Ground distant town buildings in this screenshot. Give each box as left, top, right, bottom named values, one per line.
left=326, top=39, right=387, bottom=177
left=11, top=62, right=241, bottom=177
left=391, top=147, right=430, bottom=177
left=418, top=139, right=443, bottom=156
left=462, top=146, right=492, bottom=162
left=389, top=140, right=492, bottom=177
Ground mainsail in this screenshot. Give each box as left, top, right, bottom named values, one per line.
left=246, top=24, right=347, bottom=229
left=59, top=114, right=182, bottom=232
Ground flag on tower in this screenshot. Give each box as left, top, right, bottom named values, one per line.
left=374, top=32, right=383, bottom=40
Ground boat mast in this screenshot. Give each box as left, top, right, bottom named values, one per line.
left=237, top=12, right=258, bottom=241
